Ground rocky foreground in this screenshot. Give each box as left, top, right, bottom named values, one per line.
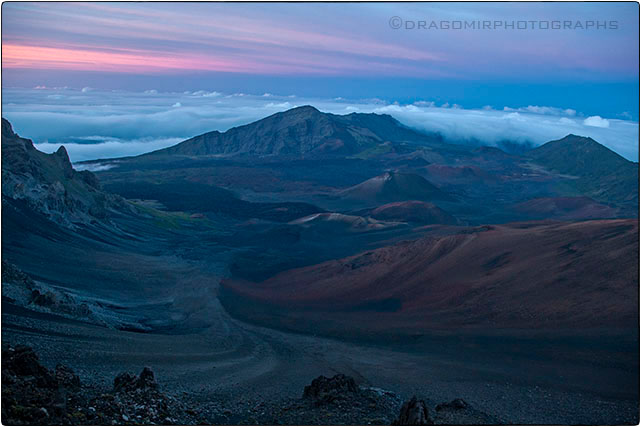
left=2, top=344, right=497, bottom=425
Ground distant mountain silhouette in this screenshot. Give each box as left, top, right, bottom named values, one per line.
left=528, top=134, right=639, bottom=204
left=147, top=105, right=440, bottom=158
left=70, top=109, right=640, bottom=215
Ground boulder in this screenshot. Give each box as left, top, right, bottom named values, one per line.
left=137, top=366, right=157, bottom=389
left=303, top=374, right=358, bottom=404
left=432, top=398, right=499, bottom=424
left=114, top=367, right=158, bottom=392
left=30, top=289, right=59, bottom=308
left=113, top=371, right=138, bottom=392
left=54, top=364, right=81, bottom=389
left=2, top=344, right=56, bottom=388
left=394, top=396, right=433, bottom=425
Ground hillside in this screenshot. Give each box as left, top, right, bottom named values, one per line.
left=146, top=106, right=439, bottom=158
left=1, top=118, right=133, bottom=227
left=221, top=219, right=639, bottom=336
left=513, top=196, right=618, bottom=221
left=528, top=134, right=639, bottom=205
left=367, top=201, right=458, bottom=224
left=340, top=171, right=452, bottom=205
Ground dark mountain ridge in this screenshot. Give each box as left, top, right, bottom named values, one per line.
left=146, top=105, right=441, bottom=158
left=1, top=118, right=134, bottom=227
left=13, top=108, right=640, bottom=222
left=527, top=134, right=639, bottom=205
left=529, top=134, right=635, bottom=175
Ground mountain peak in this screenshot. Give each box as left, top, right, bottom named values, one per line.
left=528, top=133, right=638, bottom=204
left=287, top=105, right=320, bottom=113
left=148, top=105, right=435, bottom=158
left=2, top=118, right=35, bottom=153
left=341, top=171, right=452, bottom=204
left=55, top=145, right=70, bottom=159
left=2, top=117, right=16, bottom=138
left=532, top=134, right=628, bottom=163
left=272, top=105, right=323, bottom=121
left=53, top=145, right=74, bottom=176
left=557, top=134, right=599, bottom=144
left=1, top=119, right=129, bottom=227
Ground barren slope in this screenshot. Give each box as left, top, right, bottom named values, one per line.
left=222, top=220, right=639, bottom=336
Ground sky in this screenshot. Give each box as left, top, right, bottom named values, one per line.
left=1, top=2, right=639, bottom=161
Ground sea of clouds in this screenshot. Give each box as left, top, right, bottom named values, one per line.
left=2, top=87, right=638, bottom=162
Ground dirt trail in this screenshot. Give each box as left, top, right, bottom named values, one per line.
left=2, top=212, right=638, bottom=424
left=2, top=291, right=638, bottom=425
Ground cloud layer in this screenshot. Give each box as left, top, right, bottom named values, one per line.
left=2, top=87, right=638, bottom=162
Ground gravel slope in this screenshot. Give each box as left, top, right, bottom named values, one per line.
left=2, top=297, right=638, bottom=424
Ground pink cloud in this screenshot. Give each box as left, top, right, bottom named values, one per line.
left=2, top=44, right=249, bottom=73
left=2, top=43, right=444, bottom=77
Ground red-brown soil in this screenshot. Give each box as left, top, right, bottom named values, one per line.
left=222, top=219, right=639, bottom=337
left=514, top=196, right=618, bottom=220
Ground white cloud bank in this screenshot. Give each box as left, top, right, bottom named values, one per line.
left=583, top=115, right=610, bottom=128
left=36, top=137, right=185, bottom=162
left=2, top=88, right=638, bottom=162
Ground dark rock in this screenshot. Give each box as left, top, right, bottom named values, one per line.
left=137, top=366, right=158, bottom=389
left=53, top=146, right=74, bottom=178
left=1, top=345, right=203, bottom=425
left=436, top=398, right=468, bottom=411
left=2, top=369, right=16, bottom=385
left=2, top=344, right=56, bottom=388
left=30, top=289, right=58, bottom=308
left=2, top=118, right=131, bottom=228
left=36, top=407, right=49, bottom=419
left=303, top=374, right=358, bottom=404
left=394, top=396, right=433, bottom=425
left=54, top=364, right=81, bottom=389
left=2, top=260, right=35, bottom=288
left=77, top=170, right=101, bottom=189
left=2, top=117, right=16, bottom=137
left=29, top=288, right=93, bottom=318
left=113, top=371, right=138, bottom=392
left=114, top=367, right=158, bottom=392
left=432, top=398, right=499, bottom=424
